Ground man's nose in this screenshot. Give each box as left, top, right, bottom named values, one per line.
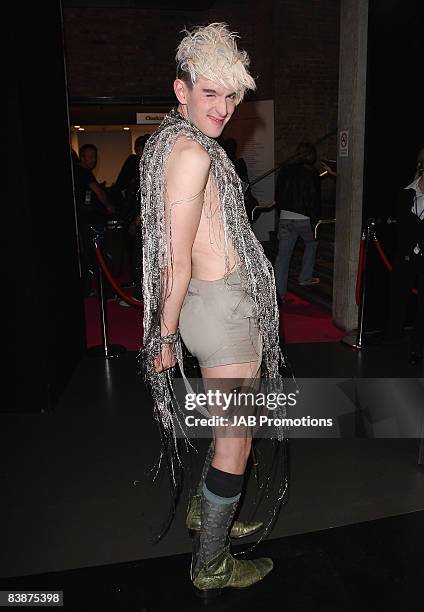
left=215, top=98, right=228, bottom=118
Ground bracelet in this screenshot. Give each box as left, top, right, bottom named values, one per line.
left=159, top=331, right=179, bottom=344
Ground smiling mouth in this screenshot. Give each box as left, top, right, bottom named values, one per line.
left=208, top=116, right=225, bottom=125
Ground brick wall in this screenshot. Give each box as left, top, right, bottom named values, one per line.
left=63, top=8, right=200, bottom=97
left=63, top=0, right=339, bottom=158
left=274, top=0, right=340, bottom=162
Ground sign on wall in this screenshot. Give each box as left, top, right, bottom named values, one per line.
left=136, top=112, right=166, bottom=124
left=338, top=129, right=349, bottom=157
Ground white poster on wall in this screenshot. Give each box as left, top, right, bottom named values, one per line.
left=223, top=99, right=275, bottom=241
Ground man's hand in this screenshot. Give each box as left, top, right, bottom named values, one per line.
left=89, top=180, right=115, bottom=215
left=154, top=343, right=177, bottom=373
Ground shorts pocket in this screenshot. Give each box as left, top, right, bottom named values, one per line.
left=231, top=294, right=256, bottom=319
left=181, top=287, right=200, bottom=311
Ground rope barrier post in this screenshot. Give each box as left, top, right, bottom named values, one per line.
left=314, top=218, right=336, bottom=240
left=86, top=226, right=126, bottom=359
left=342, top=218, right=376, bottom=350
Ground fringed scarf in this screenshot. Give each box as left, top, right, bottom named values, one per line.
left=139, top=107, right=288, bottom=540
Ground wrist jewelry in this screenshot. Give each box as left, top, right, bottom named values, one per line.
left=159, top=331, right=179, bottom=344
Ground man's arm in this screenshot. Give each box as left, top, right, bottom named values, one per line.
left=311, top=168, right=322, bottom=225
left=115, top=155, right=137, bottom=192
left=155, top=138, right=211, bottom=372
left=88, top=180, right=115, bottom=215
left=275, top=165, right=289, bottom=212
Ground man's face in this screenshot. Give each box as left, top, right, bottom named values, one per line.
left=174, top=76, right=237, bottom=138
left=80, top=149, right=97, bottom=170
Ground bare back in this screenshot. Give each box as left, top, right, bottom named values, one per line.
left=165, top=134, right=238, bottom=281
left=191, top=172, right=238, bottom=280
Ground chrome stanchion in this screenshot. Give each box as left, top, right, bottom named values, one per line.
left=251, top=203, right=276, bottom=223
left=342, top=218, right=376, bottom=350
left=87, top=226, right=126, bottom=359
left=314, top=218, right=336, bottom=240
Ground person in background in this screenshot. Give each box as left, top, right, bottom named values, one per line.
left=274, top=142, right=322, bottom=303
left=114, top=135, right=150, bottom=304
left=386, top=147, right=424, bottom=365
left=222, top=137, right=259, bottom=222
left=73, top=143, right=114, bottom=297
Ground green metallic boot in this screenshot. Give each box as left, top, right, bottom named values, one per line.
left=192, top=544, right=273, bottom=596
left=186, top=494, right=263, bottom=539
left=187, top=442, right=263, bottom=539
left=191, top=490, right=273, bottom=598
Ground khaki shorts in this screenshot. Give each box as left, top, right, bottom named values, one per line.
left=179, top=269, right=261, bottom=368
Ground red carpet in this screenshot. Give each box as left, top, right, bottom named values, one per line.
left=85, top=291, right=344, bottom=350
left=279, top=292, right=345, bottom=343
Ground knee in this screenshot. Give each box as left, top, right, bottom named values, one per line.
left=213, top=439, right=251, bottom=474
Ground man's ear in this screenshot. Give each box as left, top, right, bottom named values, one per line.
left=174, top=79, right=189, bottom=105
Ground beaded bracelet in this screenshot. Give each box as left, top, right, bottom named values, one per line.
left=159, top=331, right=179, bottom=344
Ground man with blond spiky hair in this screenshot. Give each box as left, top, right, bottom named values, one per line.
left=139, top=23, right=286, bottom=596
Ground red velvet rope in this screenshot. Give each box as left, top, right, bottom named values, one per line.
left=94, top=246, right=143, bottom=307
left=373, top=239, right=418, bottom=295
left=373, top=239, right=393, bottom=272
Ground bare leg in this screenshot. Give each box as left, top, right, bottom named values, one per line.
left=187, top=360, right=264, bottom=540
left=191, top=358, right=273, bottom=592
left=200, top=360, right=260, bottom=474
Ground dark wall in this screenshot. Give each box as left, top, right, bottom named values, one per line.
left=363, top=0, right=422, bottom=331
left=10, top=1, right=86, bottom=412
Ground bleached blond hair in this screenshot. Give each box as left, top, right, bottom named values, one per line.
left=176, top=22, right=256, bottom=104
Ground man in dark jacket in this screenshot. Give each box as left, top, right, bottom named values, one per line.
left=386, top=148, right=424, bottom=365
left=73, top=143, right=114, bottom=296
left=222, top=138, right=259, bottom=222
left=114, top=134, right=149, bottom=297
left=274, top=142, right=322, bottom=302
